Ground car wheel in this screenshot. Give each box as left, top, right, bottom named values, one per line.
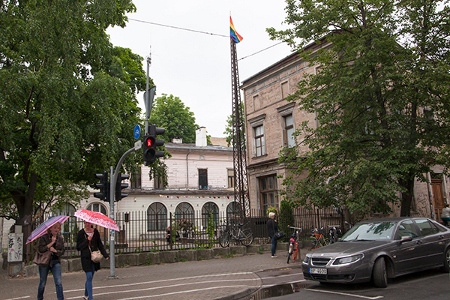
left=442, top=247, right=450, bottom=273
left=372, top=257, right=388, bottom=288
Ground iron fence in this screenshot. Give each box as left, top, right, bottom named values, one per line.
left=49, top=206, right=347, bottom=257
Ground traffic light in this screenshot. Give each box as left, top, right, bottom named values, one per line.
left=115, top=173, right=129, bottom=201
left=143, top=124, right=165, bottom=165
left=94, top=172, right=109, bottom=201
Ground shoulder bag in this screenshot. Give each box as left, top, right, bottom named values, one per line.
left=90, top=247, right=103, bottom=263
left=274, top=231, right=286, bottom=240
left=33, top=250, right=52, bottom=266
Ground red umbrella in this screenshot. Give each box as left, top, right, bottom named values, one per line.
left=26, top=215, right=70, bottom=244
left=75, top=209, right=120, bottom=231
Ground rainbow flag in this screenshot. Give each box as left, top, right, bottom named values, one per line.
left=230, top=16, right=243, bottom=43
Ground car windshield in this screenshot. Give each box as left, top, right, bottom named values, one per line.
left=341, top=221, right=396, bottom=241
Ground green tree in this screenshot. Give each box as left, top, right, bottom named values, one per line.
left=0, top=1, right=144, bottom=224
left=149, top=94, right=199, bottom=143
left=278, top=200, right=294, bottom=241
left=224, top=102, right=245, bottom=148
left=268, top=0, right=450, bottom=217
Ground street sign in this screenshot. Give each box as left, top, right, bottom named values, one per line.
left=134, top=125, right=141, bottom=139
left=134, top=140, right=142, bottom=150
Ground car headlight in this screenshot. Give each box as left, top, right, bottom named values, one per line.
left=303, top=254, right=311, bottom=264
left=332, top=254, right=364, bottom=265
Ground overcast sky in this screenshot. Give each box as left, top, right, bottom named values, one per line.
left=107, top=0, right=292, bottom=137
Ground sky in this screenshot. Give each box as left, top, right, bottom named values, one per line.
left=107, top=0, right=292, bottom=138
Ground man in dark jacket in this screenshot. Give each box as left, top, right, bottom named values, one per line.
left=267, top=212, right=279, bottom=258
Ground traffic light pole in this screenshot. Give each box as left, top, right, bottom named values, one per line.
left=108, top=145, right=139, bottom=278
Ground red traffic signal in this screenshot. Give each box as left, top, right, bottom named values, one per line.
left=143, top=125, right=165, bottom=165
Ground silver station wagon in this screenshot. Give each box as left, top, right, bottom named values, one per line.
left=302, top=217, right=450, bottom=287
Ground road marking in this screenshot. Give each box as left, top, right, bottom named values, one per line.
left=63, top=271, right=255, bottom=294
left=115, top=285, right=252, bottom=299
left=65, top=277, right=258, bottom=299
left=305, top=288, right=384, bottom=299
left=4, top=297, right=31, bottom=300
left=261, top=279, right=306, bottom=288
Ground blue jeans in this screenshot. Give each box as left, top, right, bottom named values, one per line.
left=37, top=259, right=64, bottom=300
left=84, top=262, right=96, bottom=300
left=271, top=236, right=278, bottom=256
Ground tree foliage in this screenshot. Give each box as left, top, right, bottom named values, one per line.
left=268, top=0, right=450, bottom=218
left=149, top=94, right=199, bottom=144
left=0, top=0, right=145, bottom=222
left=224, top=101, right=245, bottom=148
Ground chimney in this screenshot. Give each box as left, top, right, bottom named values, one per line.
left=195, top=127, right=207, bottom=147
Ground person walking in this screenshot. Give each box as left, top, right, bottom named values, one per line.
left=76, top=221, right=109, bottom=300
left=441, top=204, right=450, bottom=226
left=37, top=222, right=65, bottom=300
left=267, top=212, right=279, bottom=258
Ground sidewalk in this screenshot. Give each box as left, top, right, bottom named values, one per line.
left=1, top=243, right=307, bottom=299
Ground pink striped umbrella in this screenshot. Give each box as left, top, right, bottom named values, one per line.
left=75, top=209, right=120, bottom=231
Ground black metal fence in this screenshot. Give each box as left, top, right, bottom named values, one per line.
left=38, top=206, right=346, bottom=258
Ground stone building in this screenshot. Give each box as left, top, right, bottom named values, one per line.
left=240, top=42, right=449, bottom=222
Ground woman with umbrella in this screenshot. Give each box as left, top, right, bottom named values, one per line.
left=76, top=220, right=109, bottom=300
left=37, top=222, right=65, bottom=300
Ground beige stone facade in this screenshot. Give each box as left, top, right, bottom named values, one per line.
left=241, top=44, right=450, bottom=222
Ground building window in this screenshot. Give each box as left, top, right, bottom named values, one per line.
left=259, top=175, right=278, bottom=213
left=147, top=202, right=167, bottom=231
left=87, top=203, right=107, bottom=215
left=284, top=114, right=295, bottom=147
left=153, top=171, right=164, bottom=190
left=202, top=202, right=219, bottom=230
left=175, top=202, right=195, bottom=233
left=281, top=81, right=289, bottom=99
left=199, top=169, right=208, bottom=190
left=130, top=167, right=141, bottom=189
left=253, top=95, right=260, bottom=110
left=254, top=125, right=266, bottom=157
left=227, top=169, right=235, bottom=188
left=226, top=202, right=242, bottom=221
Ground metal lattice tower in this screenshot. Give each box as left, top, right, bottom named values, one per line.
left=230, top=39, right=250, bottom=220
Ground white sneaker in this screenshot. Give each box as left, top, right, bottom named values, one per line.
left=271, top=255, right=277, bottom=258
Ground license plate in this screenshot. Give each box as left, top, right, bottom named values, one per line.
left=309, top=268, right=327, bottom=275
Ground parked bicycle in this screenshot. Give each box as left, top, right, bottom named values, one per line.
left=310, top=227, right=329, bottom=250
left=327, top=225, right=342, bottom=244
left=218, top=222, right=253, bottom=247
left=287, top=225, right=302, bottom=264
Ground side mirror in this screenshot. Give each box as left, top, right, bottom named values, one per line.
left=399, top=235, right=413, bottom=243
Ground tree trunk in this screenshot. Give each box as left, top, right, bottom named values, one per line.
left=400, top=177, right=415, bottom=217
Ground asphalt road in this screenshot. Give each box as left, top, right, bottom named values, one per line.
left=269, top=268, right=450, bottom=300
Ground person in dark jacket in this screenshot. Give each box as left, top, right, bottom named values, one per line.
left=76, top=221, right=109, bottom=300
left=37, top=222, right=65, bottom=300
left=267, top=212, right=279, bottom=258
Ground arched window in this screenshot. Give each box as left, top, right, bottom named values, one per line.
left=85, top=203, right=108, bottom=241
left=201, top=202, right=219, bottom=230
left=147, top=202, right=167, bottom=231
left=55, top=203, right=77, bottom=243
left=175, top=202, right=194, bottom=231
left=226, top=201, right=243, bottom=222
left=87, top=202, right=107, bottom=215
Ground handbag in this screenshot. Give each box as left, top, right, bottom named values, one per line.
left=274, top=231, right=286, bottom=240
left=90, top=247, right=103, bottom=263
left=33, top=250, right=52, bottom=266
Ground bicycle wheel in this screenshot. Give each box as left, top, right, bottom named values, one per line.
left=218, top=230, right=230, bottom=248
left=310, top=238, right=320, bottom=250
left=287, top=243, right=293, bottom=263
left=239, top=228, right=253, bottom=246
left=292, top=242, right=299, bottom=262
